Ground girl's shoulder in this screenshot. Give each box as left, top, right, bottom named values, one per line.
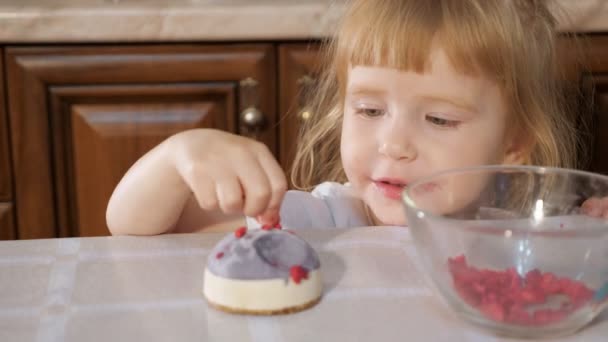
left=246, top=182, right=370, bottom=230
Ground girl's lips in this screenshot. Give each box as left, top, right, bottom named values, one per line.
left=373, top=180, right=406, bottom=200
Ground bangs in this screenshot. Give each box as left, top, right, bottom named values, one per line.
left=333, top=0, right=514, bottom=86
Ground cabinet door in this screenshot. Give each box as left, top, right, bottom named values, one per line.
left=0, top=203, right=16, bottom=240
left=6, top=45, right=276, bottom=239
left=278, top=43, right=322, bottom=183
left=583, top=36, right=608, bottom=175
left=0, top=50, right=15, bottom=240
left=0, top=50, right=11, bottom=202
left=557, top=35, right=608, bottom=174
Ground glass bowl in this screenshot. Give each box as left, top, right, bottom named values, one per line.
left=402, top=165, right=608, bottom=339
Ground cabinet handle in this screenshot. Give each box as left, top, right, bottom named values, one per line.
left=239, top=77, right=267, bottom=138
left=296, top=75, right=317, bottom=121
left=241, top=107, right=266, bottom=131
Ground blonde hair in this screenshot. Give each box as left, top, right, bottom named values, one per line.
left=291, top=0, right=584, bottom=191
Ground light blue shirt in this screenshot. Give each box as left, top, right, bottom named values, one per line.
left=246, top=182, right=371, bottom=229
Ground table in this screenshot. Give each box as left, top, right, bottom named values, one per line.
left=0, top=227, right=606, bottom=341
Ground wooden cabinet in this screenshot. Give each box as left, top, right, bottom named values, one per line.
left=0, top=50, right=11, bottom=201
left=278, top=43, right=322, bottom=181
left=1, top=35, right=607, bottom=240
left=581, top=36, right=608, bottom=174
left=558, top=35, right=608, bottom=173
left=0, top=203, right=15, bottom=240
left=5, top=45, right=276, bottom=239
left=0, top=50, right=16, bottom=240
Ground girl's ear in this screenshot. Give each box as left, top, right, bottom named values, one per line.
left=502, top=131, right=533, bottom=165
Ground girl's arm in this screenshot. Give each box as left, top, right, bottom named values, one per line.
left=106, top=129, right=287, bottom=235
left=106, top=135, right=197, bottom=235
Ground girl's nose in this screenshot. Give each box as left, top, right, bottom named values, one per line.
left=378, top=141, right=416, bottom=160
left=378, top=112, right=417, bottom=160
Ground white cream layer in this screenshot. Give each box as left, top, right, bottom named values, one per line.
left=203, top=268, right=322, bottom=311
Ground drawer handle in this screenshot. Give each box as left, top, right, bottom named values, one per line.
left=239, top=78, right=267, bottom=137
left=241, top=106, right=266, bottom=131
left=296, top=75, right=316, bottom=121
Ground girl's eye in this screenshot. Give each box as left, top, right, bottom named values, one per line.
left=355, top=108, right=385, bottom=118
left=426, top=115, right=460, bottom=128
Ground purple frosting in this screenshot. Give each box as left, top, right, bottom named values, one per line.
left=206, top=229, right=321, bottom=280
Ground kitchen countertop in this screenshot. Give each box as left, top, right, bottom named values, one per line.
left=0, top=0, right=606, bottom=43
left=1, top=226, right=607, bottom=341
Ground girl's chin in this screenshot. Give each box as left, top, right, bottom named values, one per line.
left=379, top=217, right=408, bottom=226
left=363, top=189, right=408, bottom=226
left=370, top=206, right=408, bottom=226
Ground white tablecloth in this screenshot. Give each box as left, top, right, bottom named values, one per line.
left=0, top=227, right=606, bottom=341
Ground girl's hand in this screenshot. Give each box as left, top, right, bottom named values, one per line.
left=169, top=129, right=287, bottom=224
left=580, top=197, right=608, bottom=219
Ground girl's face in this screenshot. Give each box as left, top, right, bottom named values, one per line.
left=341, top=47, right=524, bottom=226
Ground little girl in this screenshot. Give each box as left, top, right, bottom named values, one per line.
left=106, top=0, right=591, bottom=235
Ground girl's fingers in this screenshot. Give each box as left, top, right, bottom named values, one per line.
left=176, top=137, right=286, bottom=220
left=256, top=209, right=280, bottom=226
left=235, top=155, right=273, bottom=217
left=178, top=164, right=220, bottom=211
left=215, top=173, right=245, bottom=214
left=600, top=197, right=608, bottom=219
left=254, top=144, right=288, bottom=218
left=190, top=173, right=220, bottom=211
left=586, top=197, right=608, bottom=218
left=581, top=197, right=603, bottom=217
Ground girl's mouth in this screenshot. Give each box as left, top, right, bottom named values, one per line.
left=373, top=179, right=407, bottom=200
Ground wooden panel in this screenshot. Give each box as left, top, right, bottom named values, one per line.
left=577, top=36, right=608, bottom=175
left=49, top=83, right=236, bottom=237
left=0, top=50, right=12, bottom=201
left=278, top=43, right=322, bottom=183
left=557, top=35, right=608, bottom=173
left=587, top=74, right=608, bottom=174
left=0, top=202, right=16, bottom=240
left=6, top=45, right=276, bottom=239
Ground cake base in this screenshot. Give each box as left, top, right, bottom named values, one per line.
left=203, top=268, right=323, bottom=315
left=205, top=296, right=321, bottom=315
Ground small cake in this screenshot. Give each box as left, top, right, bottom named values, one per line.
left=203, top=225, right=322, bottom=315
